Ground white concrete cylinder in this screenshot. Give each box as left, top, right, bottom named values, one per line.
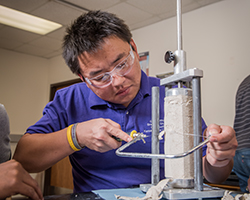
left=164, top=88, right=194, bottom=184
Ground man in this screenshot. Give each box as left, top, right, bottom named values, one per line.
left=233, top=74, right=250, bottom=193
left=13, top=10, right=237, bottom=193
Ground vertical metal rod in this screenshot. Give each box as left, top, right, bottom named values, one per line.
left=177, top=0, right=182, bottom=50
left=151, top=86, right=160, bottom=185
left=192, top=77, right=203, bottom=191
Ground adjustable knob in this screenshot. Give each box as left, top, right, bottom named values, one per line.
left=165, top=51, right=175, bottom=64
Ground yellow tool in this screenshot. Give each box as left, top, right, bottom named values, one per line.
left=112, top=130, right=147, bottom=142
left=130, top=130, right=139, bottom=139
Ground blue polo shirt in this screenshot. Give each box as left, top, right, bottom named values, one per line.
left=27, top=71, right=207, bottom=192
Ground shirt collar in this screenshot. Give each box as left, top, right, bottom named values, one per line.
left=139, top=70, right=151, bottom=97
left=88, top=89, right=109, bottom=108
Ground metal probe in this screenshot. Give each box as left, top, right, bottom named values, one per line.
left=116, top=133, right=210, bottom=159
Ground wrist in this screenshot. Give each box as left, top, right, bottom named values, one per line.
left=67, top=123, right=83, bottom=151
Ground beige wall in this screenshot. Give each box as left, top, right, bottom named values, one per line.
left=48, top=56, right=76, bottom=85
left=0, top=0, right=249, bottom=137
left=0, top=49, right=49, bottom=135
left=132, top=0, right=250, bottom=126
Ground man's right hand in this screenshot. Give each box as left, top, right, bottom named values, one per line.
left=76, top=118, right=132, bottom=153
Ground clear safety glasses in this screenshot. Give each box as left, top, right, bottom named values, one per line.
left=84, top=46, right=135, bottom=88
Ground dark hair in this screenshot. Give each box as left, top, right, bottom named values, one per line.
left=62, top=10, right=132, bottom=75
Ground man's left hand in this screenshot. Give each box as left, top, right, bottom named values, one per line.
left=204, top=124, right=238, bottom=167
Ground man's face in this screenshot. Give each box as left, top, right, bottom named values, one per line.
left=78, top=36, right=141, bottom=107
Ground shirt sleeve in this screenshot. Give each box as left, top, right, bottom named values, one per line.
left=202, top=118, right=207, bottom=157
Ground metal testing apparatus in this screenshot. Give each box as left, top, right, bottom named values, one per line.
left=116, top=0, right=225, bottom=199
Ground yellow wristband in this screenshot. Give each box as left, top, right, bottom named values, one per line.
left=67, top=124, right=81, bottom=151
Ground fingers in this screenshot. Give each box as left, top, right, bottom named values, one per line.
left=76, top=118, right=132, bottom=153
left=16, top=182, right=43, bottom=200
left=205, top=145, right=232, bottom=167
left=207, top=124, right=235, bottom=143
left=205, top=124, right=221, bottom=141
left=205, top=124, right=237, bottom=167
left=90, top=125, right=120, bottom=152
left=14, top=161, right=43, bottom=200
left=21, top=170, right=44, bottom=200
left=205, top=152, right=231, bottom=167
left=0, top=160, right=43, bottom=200
left=105, top=119, right=132, bottom=142
left=95, top=119, right=132, bottom=151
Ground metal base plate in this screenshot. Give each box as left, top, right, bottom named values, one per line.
left=140, top=184, right=225, bottom=200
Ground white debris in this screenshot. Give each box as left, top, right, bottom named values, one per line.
left=221, top=191, right=234, bottom=200
left=221, top=190, right=250, bottom=200
left=115, top=179, right=170, bottom=200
